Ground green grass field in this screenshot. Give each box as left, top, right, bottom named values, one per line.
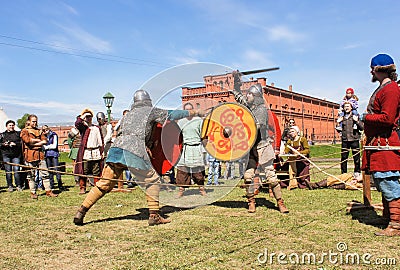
left=0, top=146, right=398, bottom=270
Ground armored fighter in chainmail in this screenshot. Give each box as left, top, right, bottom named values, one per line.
left=73, top=89, right=203, bottom=226
left=231, top=73, right=289, bottom=213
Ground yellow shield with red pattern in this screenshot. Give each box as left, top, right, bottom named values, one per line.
left=201, top=103, right=257, bottom=161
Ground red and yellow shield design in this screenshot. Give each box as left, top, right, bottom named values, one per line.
left=201, top=103, right=257, bottom=161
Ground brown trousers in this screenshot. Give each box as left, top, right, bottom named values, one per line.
left=82, top=163, right=162, bottom=211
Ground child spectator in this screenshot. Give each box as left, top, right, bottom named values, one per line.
left=336, top=88, right=359, bottom=131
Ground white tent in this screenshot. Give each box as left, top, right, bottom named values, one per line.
left=0, top=108, right=20, bottom=133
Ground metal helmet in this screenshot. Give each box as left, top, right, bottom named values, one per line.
left=96, top=112, right=106, bottom=121
left=247, top=84, right=263, bottom=97
left=133, top=89, right=152, bottom=103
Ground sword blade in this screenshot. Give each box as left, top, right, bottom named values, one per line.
left=240, top=67, right=280, bottom=75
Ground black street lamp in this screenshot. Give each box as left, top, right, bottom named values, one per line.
left=103, top=92, right=115, bottom=123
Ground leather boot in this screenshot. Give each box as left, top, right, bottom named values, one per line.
left=375, top=198, right=400, bottom=236
left=375, top=223, right=400, bottom=236
left=307, top=179, right=328, bottom=190
left=176, top=187, right=185, bottom=198
left=247, top=195, right=256, bottom=213
left=331, top=183, right=346, bottom=189
left=46, top=190, right=58, bottom=197
left=277, top=198, right=289, bottom=214
left=79, top=177, right=87, bottom=195
left=148, top=210, right=171, bottom=226
left=73, top=206, right=89, bottom=226
left=31, top=192, right=38, bottom=200
left=199, top=186, right=206, bottom=196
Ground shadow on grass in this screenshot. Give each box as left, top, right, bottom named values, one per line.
left=84, top=205, right=192, bottom=225
left=348, top=204, right=388, bottom=229
left=212, top=197, right=278, bottom=211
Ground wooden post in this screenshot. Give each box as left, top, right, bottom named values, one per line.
left=362, top=171, right=371, bottom=206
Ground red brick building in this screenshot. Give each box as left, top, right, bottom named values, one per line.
left=182, top=72, right=340, bottom=143
left=50, top=73, right=340, bottom=150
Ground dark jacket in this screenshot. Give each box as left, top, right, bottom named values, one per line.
left=44, top=130, right=60, bottom=158
left=0, top=130, right=22, bottom=157
left=340, top=113, right=363, bottom=142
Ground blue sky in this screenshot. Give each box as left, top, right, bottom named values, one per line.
left=0, top=0, right=399, bottom=124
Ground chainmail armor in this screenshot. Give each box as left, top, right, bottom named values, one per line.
left=112, top=100, right=169, bottom=162
left=233, top=91, right=269, bottom=143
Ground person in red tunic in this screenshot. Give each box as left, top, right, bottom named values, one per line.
left=361, top=53, right=400, bottom=236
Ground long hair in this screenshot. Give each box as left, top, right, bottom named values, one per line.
left=375, top=66, right=398, bottom=81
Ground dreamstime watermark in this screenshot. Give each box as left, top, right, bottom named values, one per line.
left=257, top=242, right=397, bottom=266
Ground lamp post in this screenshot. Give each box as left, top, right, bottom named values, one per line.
left=103, top=92, right=115, bottom=123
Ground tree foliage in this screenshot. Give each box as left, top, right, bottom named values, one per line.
left=17, top=113, right=30, bottom=129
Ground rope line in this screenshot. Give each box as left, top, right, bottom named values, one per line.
left=0, top=147, right=365, bottom=190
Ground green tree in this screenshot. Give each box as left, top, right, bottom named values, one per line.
left=17, top=113, right=30, bottom=129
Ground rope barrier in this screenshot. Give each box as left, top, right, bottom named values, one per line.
left=0, top=146, right=365, bottom=190
left=286, top=145, right=362, bottom=191
left=0, top=138, right=375, bottom=192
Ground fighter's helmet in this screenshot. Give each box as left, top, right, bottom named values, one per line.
left=133, top=89, right=152, bottom=103
left=247, top=84, right=263, bottom=97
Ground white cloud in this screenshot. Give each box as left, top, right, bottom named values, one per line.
left=171, top=56, right=199, bottom=65
left=233, top=49, right=276, bottom=71
left=187, top=0, right=306, bottom=43
left=266, top=25, right=305, bottom=43
left=0, top=94, right=103, bottom=116
left=61, top=2, right=79, bottom=16
left=185, top=48, right=202, bottom=58
left=55, top=23, right=112, bottom=53
left=169, top=48, right=206, bottom=64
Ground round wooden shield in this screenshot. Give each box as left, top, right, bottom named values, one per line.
left=201, top=103, right=257, bottom=161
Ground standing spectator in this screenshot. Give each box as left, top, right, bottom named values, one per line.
left=336, top=88, right=359, bottom=131
left=0, top=120, right=22, bottom=192
left=42, top=125, right=64, bottom=191
left=75, top=108, right=104, bottom=194
left=96, top=112, right=113, bottom=157
left=206, top=154, right=220, bottom=186
left=113, top=109, right=129, bottom=138
left=336, top=102, right=363, bottom=177
left=361, top=53, right=400, bottom=236
left=175, top=103, right=207, bottom=198
left=237, top=154, right=248, bottom=180
left=224, top=161, right=235, bottom=180
left=20, top=114, right=57, bottom=199
left=281, top=119, right=295, bottom=142
left=67, top=127, right=81, bottom=185
left=280, top=119, right=295, bottom=153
